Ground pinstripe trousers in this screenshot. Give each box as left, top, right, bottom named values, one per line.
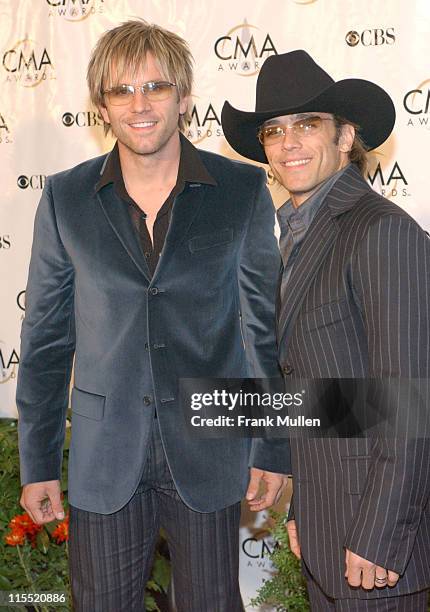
left=68, top=418, right=244, bottom=612
left=306, top=571, right=429, bottom=611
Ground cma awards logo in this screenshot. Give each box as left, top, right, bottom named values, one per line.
left=17, top=175, right=46, bottom=190
left=46, top=0, right=105, bottom=21
left=242, top=530, right=276, bottom=568
left=367, top=161, right=410, bottom=200
left=0, top=342, right=19, bottom=384
left=0, top=112, right=12, bottom=144
left=62, top=110, right=104, bottom=128
left=2, top=38, right=55, bottom=86
left=214, top=21, right=277, bottom=76
left=184, top=99, right=222, bottom=144
left=403, top=80, right=430, bottom=129
left=345, top=28, right=395, bottom=47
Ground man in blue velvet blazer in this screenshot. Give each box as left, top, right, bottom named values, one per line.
left=16, top=20, right=289, bottom=612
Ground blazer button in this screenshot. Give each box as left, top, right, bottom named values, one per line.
left=282, top=364, right=294, bottom=376
left=143, top=395, right=153, bottom=406
left=149, top=287, right=159, bottom=295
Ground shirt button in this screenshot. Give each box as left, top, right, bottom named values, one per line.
left=144, top=252, right=151, bottom=259
left=143, top=395, right=152, bottom=406
left=282, top=364, right=294, bottom=376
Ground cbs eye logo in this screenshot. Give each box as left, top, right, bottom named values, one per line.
left=345, top=31, right=360, bottom=47
left=17, top=175, right=30, bottom=189
left=62, top=112, right=74, bottom=126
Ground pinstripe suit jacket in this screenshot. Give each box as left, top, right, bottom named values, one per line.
left=278, top=164, right=430, bottom=599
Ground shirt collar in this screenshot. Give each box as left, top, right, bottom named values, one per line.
left=95, top=131, right=217, bottom=193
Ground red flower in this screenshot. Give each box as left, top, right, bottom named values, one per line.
left=4, top=527, right=26, bottom=546
left=4, top=510, right=69, bottom=547
left=9, top=512, right=42, bottom=537
left=52, top=514, right=69, bottom=543
left=5, top=512, right=43, bottom=547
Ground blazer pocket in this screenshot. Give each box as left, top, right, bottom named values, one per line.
left=188, top=228, right=233, bottom=253
left=300, top=298, right=351, bottom=332
left=341, top=455, right=372, bottom=495
left=71, top=386, right=106, bottom=421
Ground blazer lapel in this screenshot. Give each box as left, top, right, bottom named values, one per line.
left=277, top=204, right=339, bottom=350
left=277, top=165, right=371, bottom=353
left=151, top=182, right=206, bottom=279
left=275, top=261, right=284, bottom=342
left=96, top=184, right=151, bottom=281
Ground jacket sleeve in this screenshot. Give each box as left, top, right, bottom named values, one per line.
left=16, top=177, right=75, bottom=485
left=237, top=167, right=291, bottom=475
left=344, top=213, right=430, bottom=575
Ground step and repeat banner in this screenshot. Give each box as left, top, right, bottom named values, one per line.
left=1, top=0, right=429, bottom=606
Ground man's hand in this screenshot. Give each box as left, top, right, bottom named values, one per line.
left=345, top=549, right=400, bottom=590
left=246, top=467, right=288, bottom=511
left=287, top=519, right=301, bottom=559
left=20, top=480, right=64, bottom=525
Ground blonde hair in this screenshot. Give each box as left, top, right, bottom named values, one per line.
left=87, top=19, right=193, bottom=135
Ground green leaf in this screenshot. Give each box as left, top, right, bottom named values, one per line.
left=44, top=521, right=59, bottom=536
left=145, top=579, right=160, bottom=592
left=143, top=593, right=159, bottom=611
left=0, top=573, right=12, bottom=589
left=63, top=428, right=71, bottom=450
left=151, top=552, right=170, bottom=592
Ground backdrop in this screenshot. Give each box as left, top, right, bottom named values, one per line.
left=1, top=0, right=429, bottom=606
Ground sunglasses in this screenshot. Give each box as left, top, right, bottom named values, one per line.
left=103, top=81, right=177, bottom=106
left=258, top=116, right=334, bottom=145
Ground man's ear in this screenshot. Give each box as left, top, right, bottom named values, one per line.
left=338, top=123, right=355, bottom=153
left=99, top=105, right=110, bottom=125
left=179, top=95, right=190, bottom=117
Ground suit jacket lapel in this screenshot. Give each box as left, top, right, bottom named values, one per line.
left=152, top=183, right=206, bottom=279
left=277, top=204, right=338, bottom=350
left=96, top=184, right=151, bottom=281
left=96, top=180, right=209, bottom=284
left=278, top=165, right=371, bottom=353
left=275, top=260, right=284, bottom=343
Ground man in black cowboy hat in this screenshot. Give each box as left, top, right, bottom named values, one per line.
left=222, top=51, right=430, bottom=610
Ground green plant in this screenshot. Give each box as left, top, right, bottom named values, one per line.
left=0, top=418, right=170, bottom=612
left=250, top=510, right=309, bottom=612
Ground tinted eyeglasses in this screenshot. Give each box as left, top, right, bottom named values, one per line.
left=258, top=116, right=334, bottom=145
left=103, top=81, right=177, bottom=106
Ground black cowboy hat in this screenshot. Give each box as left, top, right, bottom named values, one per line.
left=221, top=50, right=395, bottom=163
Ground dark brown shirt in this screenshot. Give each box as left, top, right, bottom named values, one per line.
left=95, top=133, right=216, bottom=277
